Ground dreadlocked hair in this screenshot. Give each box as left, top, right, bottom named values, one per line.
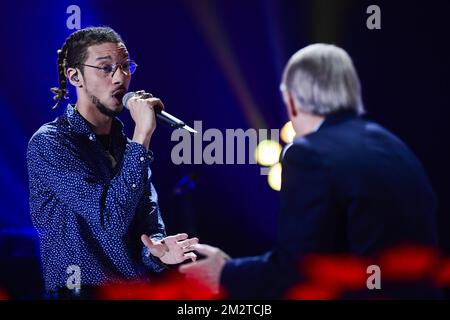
left=50, top=26, right=123, bottom=109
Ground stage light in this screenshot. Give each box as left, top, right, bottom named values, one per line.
left=268, top=163, right=282, bottom=191
left=255, top=139, right=282, bottom=166
left=281, top=121, right=295, bottom=144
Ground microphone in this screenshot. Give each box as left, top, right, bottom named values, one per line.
left=122, top=92, right=197, bottom=133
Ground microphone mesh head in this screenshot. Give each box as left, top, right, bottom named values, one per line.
left=122, top=92, right=135, bottom=109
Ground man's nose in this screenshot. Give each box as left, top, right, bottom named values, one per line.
left=112, top=66, right=129, bottom=84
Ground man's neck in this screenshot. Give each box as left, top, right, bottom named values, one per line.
left=75, top=99, right=113, bottom=135
left=293, top=111, right=325, bottom=138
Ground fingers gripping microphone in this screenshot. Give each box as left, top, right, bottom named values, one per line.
left=122, top=92, right=197, bottom=133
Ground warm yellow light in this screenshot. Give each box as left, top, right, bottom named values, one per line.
left=280, top=121, right=296, bottom=144
left=255, top=140, right=282, bottom=166
left=267, top=163, right=282, bottom=191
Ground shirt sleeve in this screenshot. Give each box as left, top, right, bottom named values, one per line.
left=27, top=129, right=155, bottom=236
left=133, top=180, right=168, bottom=272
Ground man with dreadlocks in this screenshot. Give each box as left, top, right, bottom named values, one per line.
left=27, top=26, right=198, bottom=298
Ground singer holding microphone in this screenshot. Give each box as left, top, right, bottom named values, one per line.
left=27, top=26, right=198, bottom=299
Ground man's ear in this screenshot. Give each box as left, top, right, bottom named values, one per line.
left=287, top=91, right=298, bottom=118
left=67, top=68, right=84, bottom=88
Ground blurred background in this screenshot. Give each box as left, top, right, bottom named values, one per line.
left=0, top=0, right=449, bottom=299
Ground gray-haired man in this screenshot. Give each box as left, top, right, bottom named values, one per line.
left=179, top=44, right=439, bottom=299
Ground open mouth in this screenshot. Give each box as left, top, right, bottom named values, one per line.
left=112, top=90, right=126, bottom=104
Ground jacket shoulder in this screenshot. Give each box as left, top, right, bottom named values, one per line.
left=28, top=116, right=71, bottom=152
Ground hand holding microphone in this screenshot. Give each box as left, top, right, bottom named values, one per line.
left=123, top=91, right=197, bottom=133
left=126, top=90, right=163, bottom=139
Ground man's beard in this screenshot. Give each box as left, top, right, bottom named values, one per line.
left=91, top=95, right=122, bottom=117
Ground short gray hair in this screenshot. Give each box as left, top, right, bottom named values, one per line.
left=281, top=44, right=365, bottom=116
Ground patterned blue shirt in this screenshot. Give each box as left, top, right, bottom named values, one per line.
left=27, top=104, right=167, bottom=292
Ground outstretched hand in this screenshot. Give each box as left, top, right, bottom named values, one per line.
left=141, top=233, right=198, bottom=265
left=179, top=244, right=230, bottom=294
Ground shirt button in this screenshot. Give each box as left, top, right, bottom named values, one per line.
left=132, top=184, right=137, bottom=189
left=89, top=135, right=95, bottom=141
left=140, top=156, right=145, bottom=162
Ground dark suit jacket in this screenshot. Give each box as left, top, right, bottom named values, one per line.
left=221, top=112, right=439, bottom=299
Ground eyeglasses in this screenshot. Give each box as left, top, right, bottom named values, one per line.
left=79, top=60, right=138, bottom=77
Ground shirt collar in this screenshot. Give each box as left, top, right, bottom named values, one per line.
left=292, top=110, right=359, bottom=145
left=318, top=110, right=358, bottom=131
left=313, top=119, right=325, bottom=132
left=64, top=104, right=125, bottom=141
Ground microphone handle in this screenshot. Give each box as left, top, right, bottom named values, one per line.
left=156, top=110, right=186, bottom=129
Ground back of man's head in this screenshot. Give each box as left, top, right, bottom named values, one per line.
left=281, top=43, right=364, bottom=116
